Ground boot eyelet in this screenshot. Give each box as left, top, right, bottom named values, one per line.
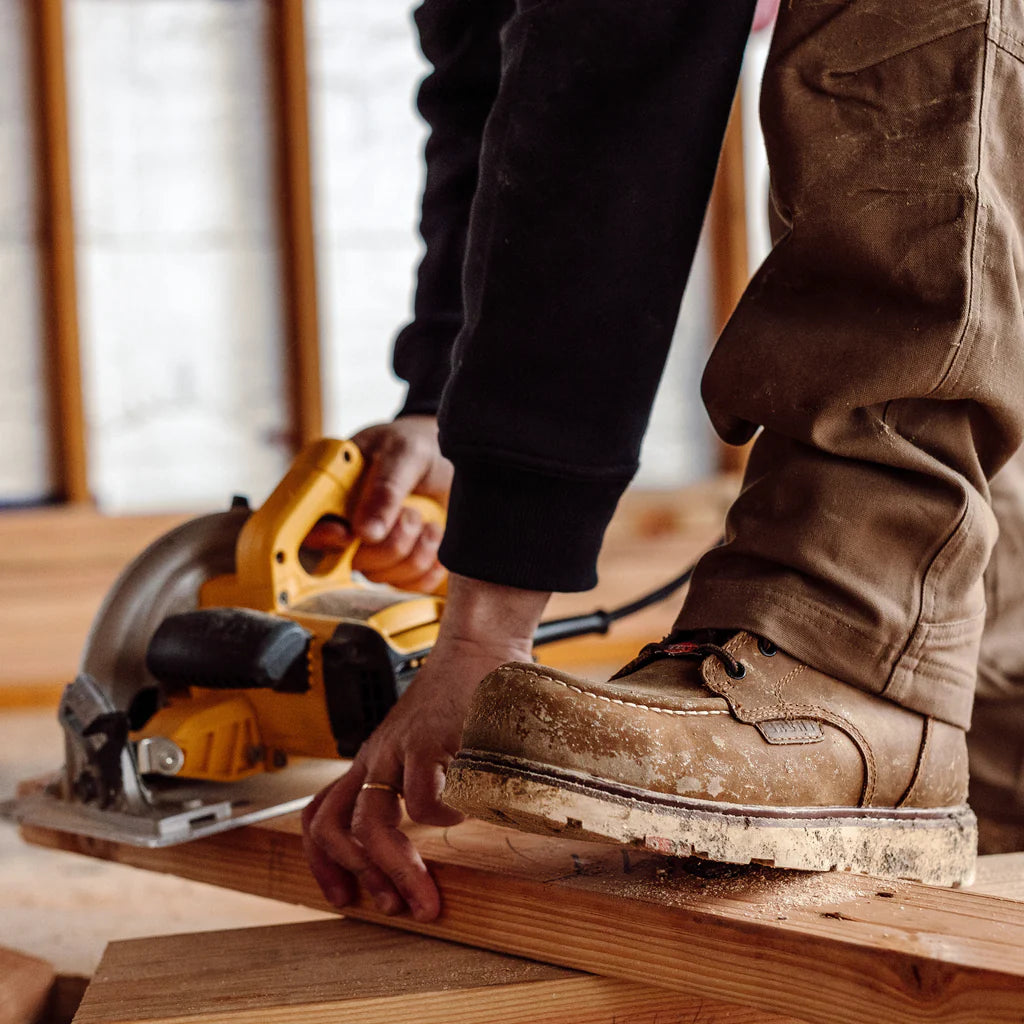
left=726, top=662, right=747, bottom=680
left=757, top=638, right=777, bottom=657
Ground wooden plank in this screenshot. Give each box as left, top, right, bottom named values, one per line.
left=0, top=508, right=188, bottom=569
left=29, top=0, right=89, bottom=504
left=22, top=763, right=1024, bottom=1024
left=49, top=976, right=88, bottom=1024
left=0, top=945, right=55, bottom=1024
left=0, top=509, right=189, bottom=697
left=268, top=0, right=323, bottom=450
left=71, top=918, right=767, bottom=1024
left=969, top=853, right=1024, bottom=903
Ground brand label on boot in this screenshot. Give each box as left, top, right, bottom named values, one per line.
left=757, top=719, right=824, bottom=745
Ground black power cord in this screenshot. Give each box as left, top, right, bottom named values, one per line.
left=532, top=541, right=718, bottom=648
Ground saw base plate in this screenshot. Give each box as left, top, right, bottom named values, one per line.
left=2, top=759, right=335, bottom=848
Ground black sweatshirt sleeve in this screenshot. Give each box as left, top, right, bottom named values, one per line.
left=434, top=0, right=756, bottom=592
left=394, top=0, right=514, bottom=417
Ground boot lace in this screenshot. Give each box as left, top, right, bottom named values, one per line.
left=611, top=631, right=763, bottom=681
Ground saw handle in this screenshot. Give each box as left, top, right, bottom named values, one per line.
left=200, top=439, right=446, bottom=611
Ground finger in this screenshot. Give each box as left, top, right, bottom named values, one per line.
left=308, top=761, right=406, bottom=916
left=301, top=517, right=353, bottom=554
left=353, top=506, right=421, bottom=574
left=362, top=521, right=443, bottom=587
left=351, top=792, right=442, bottom=922
left=352, top=442, right=427, bottom=543
left=303, top=823, right=357, bottom=908
left=302, top=780, right=356, bottom=908
left=403, top=754, right=465, bottom=828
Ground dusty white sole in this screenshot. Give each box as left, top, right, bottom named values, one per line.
left=445, top=752, right=978, bottom=888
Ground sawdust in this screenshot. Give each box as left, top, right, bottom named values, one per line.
left=563, top=853, right=904, bottom=917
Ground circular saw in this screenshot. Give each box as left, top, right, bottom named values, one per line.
left=8, top=438, right=446, bottom=846
left=5, top=436, right=703, bottom=848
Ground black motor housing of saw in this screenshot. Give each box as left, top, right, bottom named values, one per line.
left=145, top=607, right=425, bottom=759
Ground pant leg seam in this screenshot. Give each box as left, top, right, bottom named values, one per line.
left=883, top=489, right=974, bottom=694
left=930, top=1, right=994, bottom=397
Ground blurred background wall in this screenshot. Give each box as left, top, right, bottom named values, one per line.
left=0, top=0, right=770, bottom=513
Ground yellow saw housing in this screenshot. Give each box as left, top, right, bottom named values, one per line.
left=132, top=439, right=445, bottom=783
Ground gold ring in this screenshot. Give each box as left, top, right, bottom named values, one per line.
left=360, top=782, right=402, bottom=796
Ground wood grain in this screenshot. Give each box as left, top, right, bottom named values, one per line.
left=23, top=762, right=1024, bottom=1024
left=72, top=918, right=777, bottom=1024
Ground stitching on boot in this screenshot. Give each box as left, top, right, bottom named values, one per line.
left=499, top=667, right=730, bottom=717
left=897, top=718, right=933, bottom=809
left=770, top=703, right=878, bottom=806
left=704, top=659, right=879, bottom=806
left=773, top=663, right=805, bottom=703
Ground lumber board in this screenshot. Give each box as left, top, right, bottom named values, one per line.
left=969, top=852, right=1024, bottom=902
left=0, top=509, right=189, bottom=696
left=71, top=918, right=774, bottom=1024
left=50, top=976, right=89, bottom=1024
left=21, top=763, right=1024, bottom=1024
left=0, top=946, right=56, bottom=1024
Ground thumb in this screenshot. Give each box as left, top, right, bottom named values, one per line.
left=403, top=756, right=464, bottom=827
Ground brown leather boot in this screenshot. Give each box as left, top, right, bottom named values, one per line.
left=444, top=631, right=977, bottom=886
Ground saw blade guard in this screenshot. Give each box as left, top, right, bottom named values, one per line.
left=78, top=506, right=249, bottom=712
left=59, top=504, right=249, bottom=811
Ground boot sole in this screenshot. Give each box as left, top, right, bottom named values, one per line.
left=445, top=751, right=978, bottom=887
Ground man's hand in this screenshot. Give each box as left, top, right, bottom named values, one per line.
left=302, top=415, right=453, bottom=592
left=302, top=574, right=550, bottom=922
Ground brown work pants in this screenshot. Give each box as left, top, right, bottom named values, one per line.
left=973, top=455, right=1024, bottom=845
left=677, top=0, right=1024, bottom=746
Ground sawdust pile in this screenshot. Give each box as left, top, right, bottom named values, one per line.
left=563, top=853, right=904, bottom=918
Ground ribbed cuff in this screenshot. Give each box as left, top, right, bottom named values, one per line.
left=439, top=459, right=629, bottom=592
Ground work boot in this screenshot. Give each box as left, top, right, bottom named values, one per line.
left=444, top=631, right=977, bottom=886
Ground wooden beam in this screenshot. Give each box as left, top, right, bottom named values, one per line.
left=0, top=508, right=188, bottom=698
left=29, top=0, right=90, bottom=503
left=708, top=87, right=752, bottom=476
left=21, top=765, right=1024, bottom=1024
left=268, top=0, right=323, bottom=450
left=71, top=918, right=761, bottom=1024
left=0, top=946, right=56, bottom=1024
